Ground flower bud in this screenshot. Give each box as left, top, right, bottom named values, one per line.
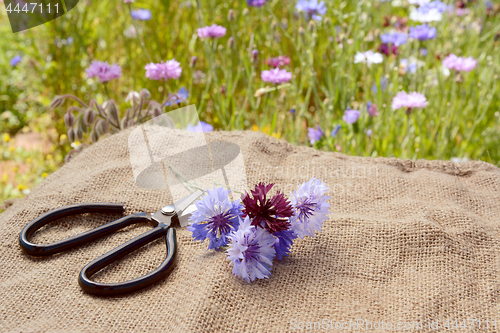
left=228, top=37, right=234, bottom=49
left=106, top=102, right=120, bottom=127
left=254, top=88, right=268, bottom=97
left=308, top=20, right=315, bottom=32
left=75, top=126, right=83, bottom=141
left=67, top=128, right=75, bottom=143
left=50, top=95, right=65, bottom=109
left=281, top=18, right=288, bottom=30
left=298, top=26, right=305, bottom=35
left=96, top=119, right=108, bottom=135
left=140, top=88, right=151, bottom=100
left=153, top=106, right=163, bottom=118
left=227, top=9, right=235, bottom=21
left=90, top=130, right=99, bottom=143
left=242, top=8, right=249, bottom=16
left=64, top=111, right=75, bottom=128
left=252, top=49, right=259, bottom=63
left=120, top=117, right=128, bottom=129
left=83, top=108, right=95, bottom=126
left=190, top=56, right=198, bottom=68
left=271, top=20, right=278, bottom=30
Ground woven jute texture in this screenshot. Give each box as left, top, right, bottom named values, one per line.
left=1, top=129, right=500, bottom=333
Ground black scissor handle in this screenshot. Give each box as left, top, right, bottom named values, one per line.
left=79, top=226, right=177, bottom=297
left=19, top=203, right=150, bottom=256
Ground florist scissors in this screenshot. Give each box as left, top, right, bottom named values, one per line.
left=19, top=190, right=203, bottom=297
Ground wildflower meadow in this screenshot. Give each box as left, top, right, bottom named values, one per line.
left=1, top=0, right=500, bottom=210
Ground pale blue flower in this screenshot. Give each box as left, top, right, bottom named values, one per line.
left=186, top=121, right=213, bottom=132
left=295, top=0, right=327, bottom=21
left=307, top=125, right=324, bottom=144
left=131, top=9, right=152, bottom=20
left=289, top=177, right=331, bottom=238
left=165, top=87, right=189, bottom=106
left=187, top=187, right=243, bottom=250
left=226, top=216, right=276, bottom=282
left=273, top=229, right=297, bottom=260
left=10, top=55, right=22, bottom=67
left=331, top=124, right=342, bottom=137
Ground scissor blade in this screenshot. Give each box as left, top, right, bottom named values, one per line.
left=173, top=190, right=203, bottom=216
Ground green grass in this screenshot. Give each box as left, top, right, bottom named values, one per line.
left=1, top=0, right=500, bottom=209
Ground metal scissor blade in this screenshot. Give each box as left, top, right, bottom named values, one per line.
left=173, top=190, right=204, bottom=216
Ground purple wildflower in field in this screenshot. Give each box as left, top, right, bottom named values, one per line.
left=379, top=43, right=399, bottom=56
left=295, top=0, right=327, bottom=21
left=261, top=68, right=292, bottom=84
left=10, top=55, right=22, bottom=67
left=187, top=187, right=243, bottom=250
left=410, top=1, right=449, bottom=22
left=442, top=54, right=477, bottom=72
left=289, top=177, right=331, bottom=239
left=252, top=49, right=259, bottom=62
left=165, top=87, right=189, bottom=106
left=365, top=129, right=373, bottom=137
left=267, top=56, right=291, bottom=68
left=354, top=51, right=384, bottom=67
left=145, top=59, right=182, bottom=80
left=307, top=125, right=325, bottom=144
left=342, top=109, right=361, bottom=124
left=409, top=24, right=436, bottom=40
left=197, top=24, right=227, bottom=39
left=289, top=108, right=296, bottom=115
left=247, top=0, right=267, bottom=7
left=186, top=121, right=214, bottom=132
left=420, top=48, right=428, bottom=56
left=226, top=216, right=276, bottom=282
left=392, top=91, right=428, bottom=110
left=400, top=59, right=418, bottom=74
left=380, top=32, right=408, bottom=46
left=331, top=124, right=342, bottom=137
left=273, top=229, right=297, bottom=260
left=131, top=9, right=152, bottom=20
left=367, top=101, right=379, bottom=117
left=85, top=61, right=122, bottom=82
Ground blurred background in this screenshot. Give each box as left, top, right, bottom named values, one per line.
left=1, top=0, right=499, bottom=211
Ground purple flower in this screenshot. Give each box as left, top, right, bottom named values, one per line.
left=261, top=68, right=292, bottom=84
left=267, top=56, right=291, bottom=68
left=10, top=55, right=22, bottom=67
left=247, top=0, right=267, bottom=7
left=131, top=9, right=152, bottom=20
left=420, top=48, right=428, bottom=56
left=307, top=125, right=325, bottom=144
left=197, top=24, right=227, bottom=39
left=380, top=32, right=408, bottom=46
left=365, top=128, right=373, bottom=137
left=400, top=59, right=418, bottom=74
left=295, top=0, right=327, bottom=21
left=331, top=124, right=342, bottom=137
left=391, top=91, right=428, bottom=110
left=289, top=108, right=296, bottom=115
left=367, top=101, right=379, bottom=117
left=85, top=61, right=122, bottom=82
left=342, top=109, right=361, bottom=124
left=251, top=49, right=259, bottom=62
left=241, top=182, right=294, bottom=234
left=165, top=87, right=189, bottom=106
left=442, top=54, right=477, bottom=72
left=226, top=216, right=276, bottom=282
left=409, top=24, right=437, bottom=40
left=186, top=121, right=213, bottom=132
left=289, top=177, right=331, bottom=239
left=145, top=59, right=182, bottom=80
left=379, top=43, right=399, bottom=56
left=187, top=187, right=243, bottom=250
left=273, top=229, right=297, bottom=260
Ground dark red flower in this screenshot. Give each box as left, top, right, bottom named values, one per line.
left=241, top=182, right=294, bottom=234
left=379, top=43, right=399, bottom=56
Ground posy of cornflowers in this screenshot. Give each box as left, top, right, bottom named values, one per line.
left=187, top=179, right=331, bottom=282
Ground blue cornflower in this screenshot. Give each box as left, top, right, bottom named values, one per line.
left=289, top=177, right=331, bottom=238
left=186, top=121, right=213, bottom=133
left=420, top=48, right=428, bottom=56
left=165, top=87, right=189, bottom=106
left=331, top=124, right=342, bottom=137
left=187, top=187, right=243, bottom=250
left=10, top=55, right=22, bottom=67
left=131, top=9, right=152, bottom=20
left=289, top=108, right=296, bottom=115
left=247, top=0, right=267, bottom=7
left=67, top=36, right=74, bottom=44
left=295, top=0, right=327, bottom=21
left=273, top=229, right=297, bottom=260
left=400, top=59, right=418, bottom=74
left=380, top=32, right=408, bottom=46
left=226, top=216, right=276, bottom=282
left=307, top=125, right=325, bottom=144
left=409, top=24, right=436, bottom=41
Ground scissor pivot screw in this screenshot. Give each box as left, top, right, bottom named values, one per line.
left=161, top=205, right=176, bottom=216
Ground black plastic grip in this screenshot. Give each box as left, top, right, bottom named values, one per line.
left=78, top=226, right=177, bottom=296
left=19, top=203, right=149, bottom=256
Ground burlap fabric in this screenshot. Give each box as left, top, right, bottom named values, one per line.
left=1, top=129, right=500, bottom=333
